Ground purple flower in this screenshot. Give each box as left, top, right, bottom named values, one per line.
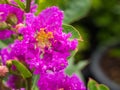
left=0, top=4, right=24, bottom=23
left=0, top=30, right=13, bottom=40
left=6, top=75, right=19, bottom=88
left=0, top=46, right=11, bottom=65
left=21, top=6, right=78, bottom=73
left=6, top=75, right=26, bottom=89
left=0, top=6, right=78, bottom=74
left=38, top=71, right=86, bottom=90
left=0, top=4, right=24, bottom=40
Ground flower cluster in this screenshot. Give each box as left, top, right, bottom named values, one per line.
left=0, top=2, right=86, bottom=90
left=0, top=4, right=24, bottom=40
left=38, top=71, right=86, bottom=90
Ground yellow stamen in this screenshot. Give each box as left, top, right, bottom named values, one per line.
left=36, top=28, right=53, bottom=48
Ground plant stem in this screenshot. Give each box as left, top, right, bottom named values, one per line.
left=5, top=0, right=18, bottom=8
left=25, top=0, right=32, bottom=12
left=25, top=77, right=32, bottom=90
left=5, top=0, right=9, bottom=4
left=25, top=79, right=28, bottom=90
left=0, top=78, right=3, bottom=90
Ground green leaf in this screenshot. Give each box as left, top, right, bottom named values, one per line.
left=0, top=0, right=7, bottom=4
left=88, top=79, right=110, bottom=90
left=63, top=24, right=82, bottom=58
left=14, top=0, right=25, bottom=9
left=36, top=0, right=91, bottom=23
left=68, top=48, right=78, bottom=59
left=88, top=78, right=98, bottom=90
left=0, top=38, right=14, bottom=49
left=63, top=24, right=82, bottom=41
left=36, top=0, right=60, bottom=14
left=32, top=75, right=39, bottom=90
left=0, top=40, right=7, bottom=49
left=65, top=57, right=88, bottom=76
left=65, top=57, right=75, bottom=75
left=97, top=84, right=110, bottom=90
left=77, top=60, right=88, bottom=70
left=0, top=22, right=9, bottom=30
left=63, top=0, right=91, bottom=23
left=12, top=60, right=32, bottom=78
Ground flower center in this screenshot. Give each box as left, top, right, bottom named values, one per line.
left=36, top=28, right=53, bottom=48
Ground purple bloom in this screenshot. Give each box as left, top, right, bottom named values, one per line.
left=0, top=6, right=78, bottom=74
left=6, top=75, right=25, bottom=89
left=38, top=71, right=86, bottom=90
left=0, top=4, right=24, bottom=23
left=20, top=6, right=78, bottom=73
left=6, top=75, right=19, bottom=88
left=0, top=30, right=13, bottom=40
left=0, top=4, right=24, bottom=40
left=0, top=46, right=12, bottom=65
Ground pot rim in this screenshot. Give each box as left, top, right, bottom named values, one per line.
left=90, top=40, right=120, bottom=90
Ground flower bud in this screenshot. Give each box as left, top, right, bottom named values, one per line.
left=6, top=13, right=18, bottom=25
left=6, top=60, right=12, bottom=68
left=0, top=22, right=10, bottom=30
left=0, top=66, right=8, bottom=76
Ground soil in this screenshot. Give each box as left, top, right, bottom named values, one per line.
left=100, top=47, right=120, bottom=85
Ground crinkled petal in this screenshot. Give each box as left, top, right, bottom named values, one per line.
left=37, top=71, right=86, bottom=90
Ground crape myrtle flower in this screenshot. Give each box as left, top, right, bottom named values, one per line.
left=0, top=6, right=78, bottom=74
left=37, top=71, right=86, bottom=90
left=19, top=6, right=78, bottom=74
left=0, top=4, right=23, bottom=22
left=6, top=75, right=19, bottom=88
left=6, top=75, right=25, bottom=89
left=0, top=4, right=24, bottom=40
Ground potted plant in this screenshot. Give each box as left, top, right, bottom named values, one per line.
left=90, top=40, right=120, bottom=90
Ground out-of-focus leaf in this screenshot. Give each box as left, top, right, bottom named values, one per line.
left=0, top=0, right=7, bottom=4
left=65, top=57, right=75, bottom=75
left=32, top=75, right=39, bottom=90
left=0, top=38, right=14, bottom=48
left=88, top=79, right=110, bottom=90
left=68, top=48, right=78, bottom=59
left=77, top=60, right=88, bottom=70
left=12, top=60, right=32, bottom=78
left=98, top=84, right=110, bottom=90
left=65, top=57, right=88, bottom=75
left=92, top=0, right=102, bottom=9
left=14, top=0, right=25, bottom=9
left=0, top=40, right=7, bottom=49
left=63, top=24, right=82, bottom=58
left=88, top=78, right=98, bottom=90
left=63, top=24, right=82, bottom=41
left=36, top=0, right=91, bottom=23
left=63, top=0, right=91, bottom=23
left=36, top=0, right=63, bottom=14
